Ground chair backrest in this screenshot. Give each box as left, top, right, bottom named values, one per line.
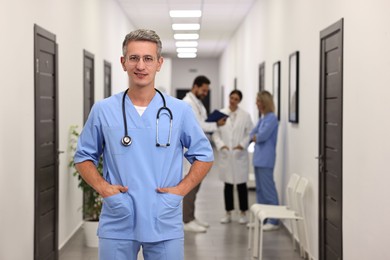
left=295, top=177, right=309, bottom=212
left=286, top=173, right=301, bottom=210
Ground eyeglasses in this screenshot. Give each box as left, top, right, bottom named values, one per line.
left=127, top=55, right=156, bottom=66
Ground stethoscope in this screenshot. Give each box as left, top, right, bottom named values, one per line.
left=121, top=88, right=173, bottom=147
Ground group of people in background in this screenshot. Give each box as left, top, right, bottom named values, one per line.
left=184, top=75, right=280, bottom=233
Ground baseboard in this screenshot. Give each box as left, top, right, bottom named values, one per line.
left=59, top=221, right=83, bottom=250
left=280, top=221, right=314, bottom=260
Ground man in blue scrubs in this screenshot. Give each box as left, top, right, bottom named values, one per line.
left=74, top=29, right=214, bottom=260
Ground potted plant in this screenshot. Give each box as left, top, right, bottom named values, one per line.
left=69, top=125, right=103, bottom=247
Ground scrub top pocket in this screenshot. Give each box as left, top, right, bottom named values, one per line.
left=156, top=193, right=183, bottom=233
left=99, top=192, right=135, bottom=235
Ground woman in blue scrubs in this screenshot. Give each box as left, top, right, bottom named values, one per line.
left=250, top=91, right=280, bottom=231
left=74, top=29, right=214, bottom=260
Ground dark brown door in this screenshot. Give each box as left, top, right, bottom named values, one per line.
left=319, top=18, right=344, bottom=260
left=104, top=60, right=112, bottom=98
left=34, top=24, right=59, bottom=260
left=83, top=50, right=95, bottom=124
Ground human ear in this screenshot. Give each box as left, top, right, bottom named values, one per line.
left=156, top=56, right=164, bottom=72
left=120, top=57, right=126, bottom=71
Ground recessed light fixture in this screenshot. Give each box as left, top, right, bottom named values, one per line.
left=178, top=53, right=197, bottom=58
left=172, top=23, right=200, bottom=30
left=169, top=10, right=202, bottom=18
left=177, top=48, right=198, bottom=53
left=175, top=41, right=198, bottom=48
left=174, top=33, right=199, bottom=40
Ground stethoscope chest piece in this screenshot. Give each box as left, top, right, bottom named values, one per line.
left=121, top=135, right=132, bottom=146
left=121, top=88, right=172, bottom=148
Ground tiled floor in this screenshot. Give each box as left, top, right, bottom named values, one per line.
left=60, top=166, right=303, bottom=260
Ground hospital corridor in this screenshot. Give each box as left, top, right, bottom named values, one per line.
left=2, top=0, right=390, bottom=260
left=59, top=165, right=303, bottom=260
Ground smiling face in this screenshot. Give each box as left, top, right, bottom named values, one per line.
left=121, top=40, right=163, bottom=89
left=229, top=93, right=241, bottom=111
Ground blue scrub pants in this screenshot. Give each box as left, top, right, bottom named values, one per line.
left=99, top=237, right=184, bottom=260
left=254, top=167, right=279, bottom=225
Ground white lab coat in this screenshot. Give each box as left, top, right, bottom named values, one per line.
left=182, top=92, right=218, bottom=175
left=212, top=107, right=253, bottom=184
left=182, top=92, right=218, bottom=133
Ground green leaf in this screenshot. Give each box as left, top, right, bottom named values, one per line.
left=69, top=125, right=103, bottom=221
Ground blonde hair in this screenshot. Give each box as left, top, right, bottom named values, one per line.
left=257, top=91, right=275, bottom=114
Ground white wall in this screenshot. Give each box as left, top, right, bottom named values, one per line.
left=155, top=57, right=172, bottom=95
left=220, top=0, right=390, bottom=259
left=0, top=0, right=134, bottom=259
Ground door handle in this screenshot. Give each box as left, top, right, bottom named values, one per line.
left=316, top=154, right=324, bottom=173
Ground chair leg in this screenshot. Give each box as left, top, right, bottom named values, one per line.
left=290, top=219, right=297, bottom=251
left=248, top=210, right=253, bottom=250
left=258, top=221, right=264, bottom=260
left=252, top=217, right=260, bottom=258
left=297, top=219, right=306, bottom=258
left=300, top=218, right=311, bottom=260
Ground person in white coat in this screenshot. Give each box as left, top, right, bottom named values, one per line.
left=182, top=75, right=227, bottom=233
left=212, top=90, right=254, bottom=224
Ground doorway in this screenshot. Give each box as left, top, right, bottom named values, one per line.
left=83, top=50, right=95, bottom=124
left=34, top=24, right=59, bottom=260
left=319, top=18, right=344, bottom=260
left=104, top=60, right=112, bottom=98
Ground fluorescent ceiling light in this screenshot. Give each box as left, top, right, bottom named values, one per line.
left=174, top=33, right=199, bottom=40
left=178, top=53, right=197, bottom=58
left=169, top=10, right=202, bottom=18
left=177, top=48, right=198, bottom=53
left=175, top=41, right=198, bottom=47
left=172, top=23, right=200, bottom=30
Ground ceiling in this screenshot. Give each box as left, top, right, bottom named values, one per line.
left=116, top=0, right=257, bottom=59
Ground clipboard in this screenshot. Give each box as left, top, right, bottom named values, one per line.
left=205, top=110, right=229, bottom=122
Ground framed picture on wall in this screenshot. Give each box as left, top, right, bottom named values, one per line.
left=289, top=51, right=299, bottom=123
left=259, top=62, right=265, bottom=92
left=273, top=61, right=281, bottom=120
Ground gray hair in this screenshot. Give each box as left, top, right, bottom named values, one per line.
left=122, top=29, right=162, bottom=58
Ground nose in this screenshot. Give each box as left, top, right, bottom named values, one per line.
left=135, top=59, right=146, bottom=69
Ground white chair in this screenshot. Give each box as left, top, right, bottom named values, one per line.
left=294, top=178, right=311, bottom=258
left=253, top=177, right=309, bottom=259
left=248, top=173, right=301, bottom=251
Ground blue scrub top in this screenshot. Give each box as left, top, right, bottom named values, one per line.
left=74, top=91, right=213, bottom=242
left=250, top=112, right=278, bottom=168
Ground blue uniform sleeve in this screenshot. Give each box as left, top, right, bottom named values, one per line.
left=180, top=105, right=214, bottom=164
left=74, top=102, right=104, bottom=166
left=250, top=119, right=260, bottom=140
left=255, top=114, right=278, bottom=143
